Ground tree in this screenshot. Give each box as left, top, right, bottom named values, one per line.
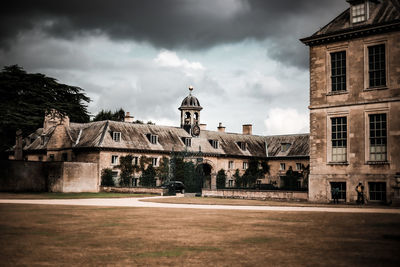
left=216, top=169, right=227, bottom=189
left=157, top=157, right=170, bottom=184
left=93, top=108, right=125, bottom=122
left=101, top=168, right=115, bottom=187
left=282, top=166, right=302, bottom=190
left=140, top=165, right=156, bottom=187
left=242, top=158, right=270, bottom=188
left=233, top=169, right=243, bottom=188
left=0, top=65, right=90, bottom=156
left=118, top=155, right=135, bottom=187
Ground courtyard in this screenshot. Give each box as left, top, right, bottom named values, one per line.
left=0, top=195, right=399, bottom=266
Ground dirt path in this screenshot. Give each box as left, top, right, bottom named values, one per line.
left=1, top=195, right=399, bottom=214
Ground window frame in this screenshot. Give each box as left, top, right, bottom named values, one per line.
left=327, top=111, right=349, bottom=164
left=112, top=132, right=121, bottom=142
left=368, top=182, right=386, bottom=202
left=326, top=44, right=349, bottom=96
left=351, top=2, right=368, bottom=24
left=151, top=157, right=158, bottom=167
left=280, top=163, right=286, bottom=171
left=209, top=139, right=219, bottom=149
left=242, top=162, right=248, bottom=170
left=330, top=51, right=347, bottom=92
left=228, top=161, right=234, bottom=170
left=111, top=155, right=119, bottom=165
left=364, top=40, right=389, bottom=90
left=296, top=163, right=302, bottom=171
left=364, top=108, right=389, bottom=164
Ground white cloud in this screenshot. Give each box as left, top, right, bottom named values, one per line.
left=154, top=50, right=205, bottom=70
left=264, top=108, right=309, bottom=135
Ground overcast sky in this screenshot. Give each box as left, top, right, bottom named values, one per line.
left=0, top=0, right=348, bottom=135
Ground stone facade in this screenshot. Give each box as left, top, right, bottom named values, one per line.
left=10, top=88, right=309, bottom=192
left=301, top=0, right=400, bottom=203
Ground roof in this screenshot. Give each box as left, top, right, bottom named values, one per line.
left=22, top=120, right=309, bottom=159
left=301, top=0, right=400, bottom=46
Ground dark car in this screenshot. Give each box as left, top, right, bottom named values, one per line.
left=162, top=181, right=185, bottom=193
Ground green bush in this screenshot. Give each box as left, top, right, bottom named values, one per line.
left=216, top=169, right=226, bottom=189
left=101, top=168, right=115, bottom=187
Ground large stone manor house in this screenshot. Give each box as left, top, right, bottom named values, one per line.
left=301, top=0, right=400, bottom=204
left=10, top=87, right=309, bottom=190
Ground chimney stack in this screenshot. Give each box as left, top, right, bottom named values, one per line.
left=242, top=124, right=252, bottom=135
left=200, top=123, right=207, bottom=131
left=14, top=129, right=23, bottom=160
left=217, top=122, right=225, bottom=133
left=124, top=112, right=134, bottom=123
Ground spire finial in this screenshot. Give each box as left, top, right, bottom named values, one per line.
left=189, top=86, right=193, bottom=95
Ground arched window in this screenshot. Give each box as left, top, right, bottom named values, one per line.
left=185, top=112, right=191, bottom=124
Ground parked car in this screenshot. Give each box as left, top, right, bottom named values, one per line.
left=161, top=181, right=186, bottom=193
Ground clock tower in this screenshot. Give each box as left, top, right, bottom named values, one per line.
left=179, top=86, right=202, bottom=136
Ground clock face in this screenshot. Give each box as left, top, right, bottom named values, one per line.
left=192, top=125, right=200, bottom=136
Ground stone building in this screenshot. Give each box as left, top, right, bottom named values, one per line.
left=9, top=88, right=309, bottom=191
left=301, top=0, right=400, bottom=203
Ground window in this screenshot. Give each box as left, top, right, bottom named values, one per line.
left=62, top=153, right=68, bottom=161
left=256, top=180, right=261, bottom=186
left=369, top=182, right=386, bottom=201
left=351, top=3, right=366, bottom=23
left=111, top=155, right=119, bottom=165
left=296, top=163, right=302, bottom=171
left=369, top=114, right=387, bottom=161
left=151, top=157, right=158, bottom=166
left=330, top=182, right=346, bottom=201
left=243, top=162, right=248, bottom=170
left=228, top=161, right=234, bottom=169
left=237, top=142, right=247, bottom=151
left=49, top=154, right=55, bottom=161
left=38, top=156, right=43, bottom=161
left=331, top=117, right=347, bottom=162
left=182, top=137, right=192, bottom=147
left=133, top=156, right=139, bottom=166
left=331, top=51, right=346, bottom=92
left=281, top=143, right=291, bottom=152
left=112, top=171, right=118, bottom=179
left=368, top=44, right=386, bottom=88
left=228, top=180, right=233, bottom=187
left=280, top=163, right=286, bottom=171
left=209, top=139, right=219, bottom=149
left=147, top=134, right=158, bottom=144
left=113, top=132, right=121, bottom=142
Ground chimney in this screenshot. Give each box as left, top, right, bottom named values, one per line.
left=124, top=112, right=134, bottom=123
left=200, top=123, right=207, bottom=131
left=14, top=129, right=23, bottom=160
left=242, top=124, right=252, bottom=135
left=217, top=122, right=225, bottom=133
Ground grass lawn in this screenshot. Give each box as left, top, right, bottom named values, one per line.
left=142, top=196, right=393, bottom=208
left=0, top=192, right=155, bottom=199
left=0, top=204, right=399, bottom=266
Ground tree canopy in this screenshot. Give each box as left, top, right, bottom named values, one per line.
left=92, top=108, right=125, bottom=122
left=0, top=65, right=91, bottom=155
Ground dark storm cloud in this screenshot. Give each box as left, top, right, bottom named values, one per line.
left=0, top=0, right=347, bottom=68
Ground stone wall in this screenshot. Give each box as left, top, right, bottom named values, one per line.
left=202, top=189, right=308, bottom=201
left=101, top=186, right=167, bottom=195
left=0, top=160, right=46, bottom=192
left=0, top=160, right=99, bottom=193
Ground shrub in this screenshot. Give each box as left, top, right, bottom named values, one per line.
left=101, top=168, right=115, bottom=187
left=216, top=169, right=226, bottom=189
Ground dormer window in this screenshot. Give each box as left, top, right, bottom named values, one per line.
left=237, top=141, right=247, bottom=151
left=281, top=143, right=291, bottom=153
left=147, top=134, right=158, bottom=144
left=182, top=137, right=192, bottom=147
left=351, top=2, right=367, bottom=23
left=113, top=132, right=121, bottom=142
left=209, top=139, right=219, bottom=149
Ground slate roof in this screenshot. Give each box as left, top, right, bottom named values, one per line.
left=301, top=0, right=400, bottom=46
left=22, top=120, right=309, bottom=158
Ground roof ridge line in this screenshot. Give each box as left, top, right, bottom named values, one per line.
left=98, top=121, right=109, bottom=147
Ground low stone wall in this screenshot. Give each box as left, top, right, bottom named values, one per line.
left=101, top=186, right=167, bottom=195
left=0, top=160, right=99, bottom=193
left=0, top=160, right=46, bottom=192
left=202, top=189, right=308, bottom=201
